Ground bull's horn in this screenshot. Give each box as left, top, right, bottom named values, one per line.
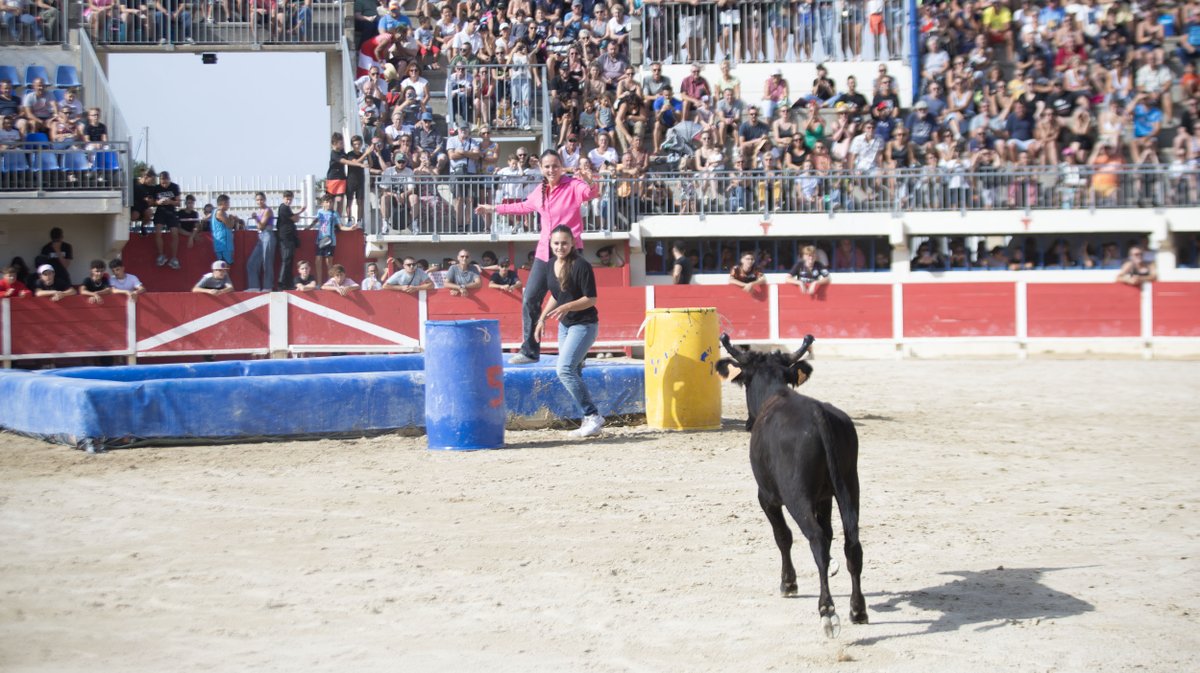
left=792, top=334, right=815, bottom=363
left=720, top=333, right=749, bottom=364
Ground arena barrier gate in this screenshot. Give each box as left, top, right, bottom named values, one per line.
left=2, top=280, right=1199, bottom=365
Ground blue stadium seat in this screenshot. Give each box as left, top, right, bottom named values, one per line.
left=24, top=65, right=52, bottom=87
left=59, top=150, right=90, bottom=188
left=51, top=89, right=65, bottom=105
left=0, top=149, right=30, bottom=189
left=90, top=150, right=121, bottom=188
left=55, top=65, right=80, bottom=89
left=0, top=65, right=20, bottom=87
left=24, top=131, right=49, bottom=145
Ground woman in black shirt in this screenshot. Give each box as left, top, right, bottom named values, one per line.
left=536, top=225, right=604, bottom=438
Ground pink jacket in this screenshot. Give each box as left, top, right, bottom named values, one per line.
left=494, top=175, right=601, bottom=262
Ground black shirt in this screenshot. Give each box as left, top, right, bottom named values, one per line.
left=840, top=92, right=868, bottom=112
left=327, top=149, right=348, bottom=180
left=35, top=275, right=72, bottom=292
left=83, top=275, right=111, bottom=293
left=673, top=255, right=694, bottom=284
left=178, top=206, right=200, bottom=232
left=83, top=122, right=107, bottom=142
left=277, top=203, right=300, bottom=246
left=154, top=181, right=181, bottom=213
left=544, top=256, right=598, bottom=326
left=489, top=269, right=519, bottom=286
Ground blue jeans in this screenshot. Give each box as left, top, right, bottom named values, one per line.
left=557, top=320, right=599, bottom=417
left=513, top=77, right=532, bottom=127
left=519, top=257, right=548, bottom=359
left=6, top=13, right=42, bottom=41
left=816, top=4, right=836, bottom=57
left=246, top=230, right=276, bottom=291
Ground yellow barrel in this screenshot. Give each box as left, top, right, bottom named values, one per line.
left=644, top=308, right=722, bottom=430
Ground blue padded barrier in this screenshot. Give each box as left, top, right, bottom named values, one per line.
left=1, top=355, right=643, bottom=449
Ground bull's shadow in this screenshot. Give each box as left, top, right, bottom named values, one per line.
left=852, top=566, right=1094, bottom=646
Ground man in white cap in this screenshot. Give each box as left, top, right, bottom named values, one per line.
left=193, top=260, right=235, bottom=296
left=33, top=264, right=76, bottom=301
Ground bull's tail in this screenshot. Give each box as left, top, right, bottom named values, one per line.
left=813, top=405, right=859, bottom=534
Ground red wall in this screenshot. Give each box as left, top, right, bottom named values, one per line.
left=653, top=285, right=771, bottom=340
left=8, top=295, right=127, bottom=355
left=287, top=290, right=421, bottom=347
left=904, top=283, right=1016, bottom=338
left=1027, top=284, right=1141, bottom=338
left=778, top=284, right=892, bottom=339
left=1153, top=283, right=1200, bottom=337
left=136, top=292, right=270, bottom=353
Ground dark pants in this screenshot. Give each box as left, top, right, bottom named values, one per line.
left=277, top=242, right=297, bottom=290
left=519, top=257, right=550, bottom=359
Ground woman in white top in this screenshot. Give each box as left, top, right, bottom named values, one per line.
left=586, top=131, right=619, bottom=170
left=399, top=64, right=431, bottom=112
left=508, top=42, right=538, bottom=129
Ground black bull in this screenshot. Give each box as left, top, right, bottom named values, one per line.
left=717, top=333, right=867, bottom=638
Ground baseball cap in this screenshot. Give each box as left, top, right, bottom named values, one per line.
left=37, top=263, right=53, bottom=274
left=421, top=111, right=434, bottom=121
left=914, top=100, right=928, bottom=109
left=211, top=260, right=230, bottom=270
left=499, top=21, right=510, bottom=29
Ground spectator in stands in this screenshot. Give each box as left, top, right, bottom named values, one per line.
left=729, top=251, right=766, bottom=294
left=587, top=130, right=618, bottom=170
left=313, top=193, right=351, bottom=286
left=0, top=265, right=32, bottom=297
left=738, top=105, right=771, bottom=164
left=209, top=194, right=241, bottom=265
left=1116, top=245, right=1156, bottom=285
left=245, top=191, right=275, bottom=292
left=0, top=82, right=20, bottom=128
left=413, top=111, right=444, bottom=164
left=38, top=226, right=72, bottom=284
left=447, top=122, right=483, bottom=229
left=358, top=261, right=381, bottom=291
left=326, top=132, right=349, bottom=217
left=509, top=41, right=539, bottom=130
left=597, top=40, right=628, bottom=90
left=1135, top=49, right=1174, bottom=121
left=923, top=36, right=951, bottom=86
left=19, top=78, right=53, bottom=133
left=193, top=260, right=234, bottom=295
left=383, top=255, right=433, bottom=293
left=443, top=249, right=482, bottom=297
left=596, top=245, right=623, bottom=268
left=293, top=260, right=317, bottom=290
left=787, top=245, right=833, bottom=295
left=487, top=258, right=522, bottom=293
left=275, top=190, right=304, bottom=291
left=107, top=258, right=145, bottom=299
left=33, top=263, right=74, bottom=300
left=669, top=240, right=693, bottom=285
left=80, top=107, right=108, bottom=149
left=679, top=63, right=711, bottom=121
left=3, top=0, right=45, bottom=43
left=761, top=69, right=790, bottom=121
left=832, top=238, right=867, bottom=272
left=152, top=170, right=182, bottom=269
left=322, top=263, right=359, bottom=296
left=84, top=0, right=116, bottom=40
left=79, top=259, right=111, bottom=304
left=352, top=0, right=378, bottom=46
left=1005, top=99, right=1042, bottom=162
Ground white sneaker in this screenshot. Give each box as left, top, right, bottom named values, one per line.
left=155, top=254, right=167, bottom=266
left=168, top=258, right=180, bottom=270
left=508, top=353, right=537, bottom=365
left=569, top=414, right=605, bottom=438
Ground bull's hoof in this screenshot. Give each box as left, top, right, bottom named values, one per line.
left=850, top=608, right=869, bottom=625
left=821, top=613, right=842, bottom=639
left=780, top=581, right=799, bottom=597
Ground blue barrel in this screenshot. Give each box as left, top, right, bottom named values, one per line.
left=424, top=319, right=506, bottom=450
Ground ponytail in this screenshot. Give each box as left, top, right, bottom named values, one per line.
left=550, top=224, right=576, bottom=292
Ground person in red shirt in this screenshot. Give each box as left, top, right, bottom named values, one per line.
left=0, top=265, right=31, bottom=297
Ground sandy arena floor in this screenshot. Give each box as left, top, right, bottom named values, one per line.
left=1, top=359, right=1198, bottom=672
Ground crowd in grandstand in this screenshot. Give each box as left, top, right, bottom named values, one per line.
left=344, top=0, right=1200, bottom=248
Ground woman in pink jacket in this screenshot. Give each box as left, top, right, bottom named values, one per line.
left=476, top=150, right=600, bottom=363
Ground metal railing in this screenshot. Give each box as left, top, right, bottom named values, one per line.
left=606, top=165, right=1200, bottom=218
left=637, top=0, right=909, bottom=65
left=363, top=164, right=1199, bottom=237
left=441, top=62, right=548, bottom=133
left=80, top=29, right=132, bottom=147
left=0, top=141, right=130, bottom=198
left=366, top=172, right=627, bottom=237
left=81, top=0, right=344, bottom=47
left=1, top=2, right=65, bottom=45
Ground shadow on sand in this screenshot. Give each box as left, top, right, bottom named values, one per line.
left=852, top=566, right=1095, bottom=646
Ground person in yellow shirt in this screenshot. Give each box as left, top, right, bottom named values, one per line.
left=981, top=0, right=1015, bottom=60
